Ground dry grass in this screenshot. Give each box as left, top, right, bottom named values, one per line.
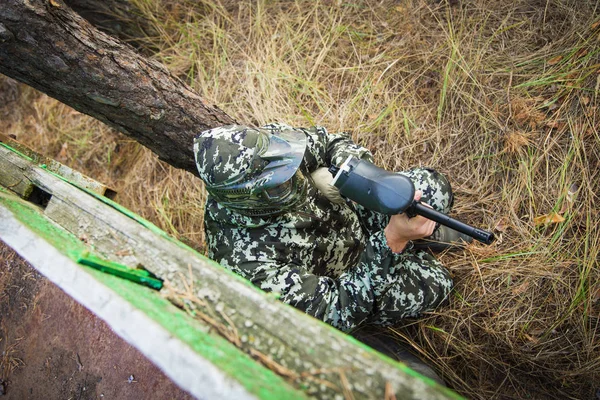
left=0, top=247, right=27, bottom=385
left=0, top=338, right=25, bottom=383
left=1, top=0, right=599, bottom=398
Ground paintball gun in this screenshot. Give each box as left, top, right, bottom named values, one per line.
left=329, top=156, right=495, bottom=245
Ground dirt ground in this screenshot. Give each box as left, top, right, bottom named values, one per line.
left=0, top=242, right=193, bottom=400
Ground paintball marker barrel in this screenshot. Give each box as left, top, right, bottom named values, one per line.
left=329, top=156, right=495, bottom=245
left=407, top=202, right=494, bottom=244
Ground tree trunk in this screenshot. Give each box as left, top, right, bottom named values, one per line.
left=0, top=0, right=237, bottom=176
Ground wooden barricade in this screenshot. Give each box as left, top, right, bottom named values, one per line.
left=0, top=141, right=461, bottom=400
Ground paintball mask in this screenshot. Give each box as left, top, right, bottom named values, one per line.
left=194, top=125, right=308, bottom=216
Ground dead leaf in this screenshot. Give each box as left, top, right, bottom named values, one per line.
left=545, top=120, right=565, bottom=130
left=49, top=0, right=61, bottom=7
left=533, top=212, right=565, bottom=226
left=523, top=333, right=539, bottom=344
left=575, top=48, right=588, bottom=60
left=586, top=106, right=597, bottom=117
left=494, top=217, right=508, bottom=232
left=512, top=280, right=530, bottom=295
left=547, top=55, right=563, bottom=65
left=559, top=184, right=579, bottom=214
left=566, top=71, right=579, bottom=80
left=558, top=203, right=569, bottom=215
left=57, top=142, right=68, bottom=161
left=591, top=20, right=600, bottom=30
left=581, top=96, right=591, bottom=106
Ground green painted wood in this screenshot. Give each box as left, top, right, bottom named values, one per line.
left=0, top=188, right=307, bottom=400
left=0, top=144, right=463, bottom=400
left=0, top=134, right=116, bottom=198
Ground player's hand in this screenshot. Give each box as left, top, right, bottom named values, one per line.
left=384, top=190, right=435, bottom=253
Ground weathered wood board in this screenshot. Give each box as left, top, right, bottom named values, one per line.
left=0, top=133, right=116, bottom=198
left=0, top=190, right=301, bottom=400
left=0, top=144, right=462, bottom=400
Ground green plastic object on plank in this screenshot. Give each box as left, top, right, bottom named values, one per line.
left=76, top=251, right=163, bottom=290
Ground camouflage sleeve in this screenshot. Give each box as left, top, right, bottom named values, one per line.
left=237, top=230, right=399, bottom=333
left=261, top=124, right=374, bottom=172
left=304, top=126, right=374, bottom=172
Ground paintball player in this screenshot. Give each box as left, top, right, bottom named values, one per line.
left=193, top=123, right=472, bottom=335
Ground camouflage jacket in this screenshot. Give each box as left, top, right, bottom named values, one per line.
left=204, top=125, right=402, bottom=332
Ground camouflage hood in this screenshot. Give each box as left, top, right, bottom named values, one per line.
left=194, top=124, right=308, bottom=215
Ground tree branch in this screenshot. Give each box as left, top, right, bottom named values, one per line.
left=0, top=0, right=237, bottom=176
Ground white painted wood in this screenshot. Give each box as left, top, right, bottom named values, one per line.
left=0, top=203, right=257, bottom=400
left=0, top=145, right=458, bottom=400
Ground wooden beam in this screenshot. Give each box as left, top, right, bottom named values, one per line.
left=0, top=189, right=303, bottom=400
left=0, top=133, right=116, bottom=198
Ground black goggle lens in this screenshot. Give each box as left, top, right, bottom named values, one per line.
left=264, top=179, right=293, bottom=200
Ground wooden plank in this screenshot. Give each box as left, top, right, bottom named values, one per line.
left=0, top=145, right=462, bottom=400
left=0, top=133, right=116, bottom=198
left=0, top=189, right=304, bottom=400
left=0, top=150, right=34, bottom=198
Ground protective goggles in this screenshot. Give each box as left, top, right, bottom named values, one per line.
left=208, top=128, right=308, bottom=216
